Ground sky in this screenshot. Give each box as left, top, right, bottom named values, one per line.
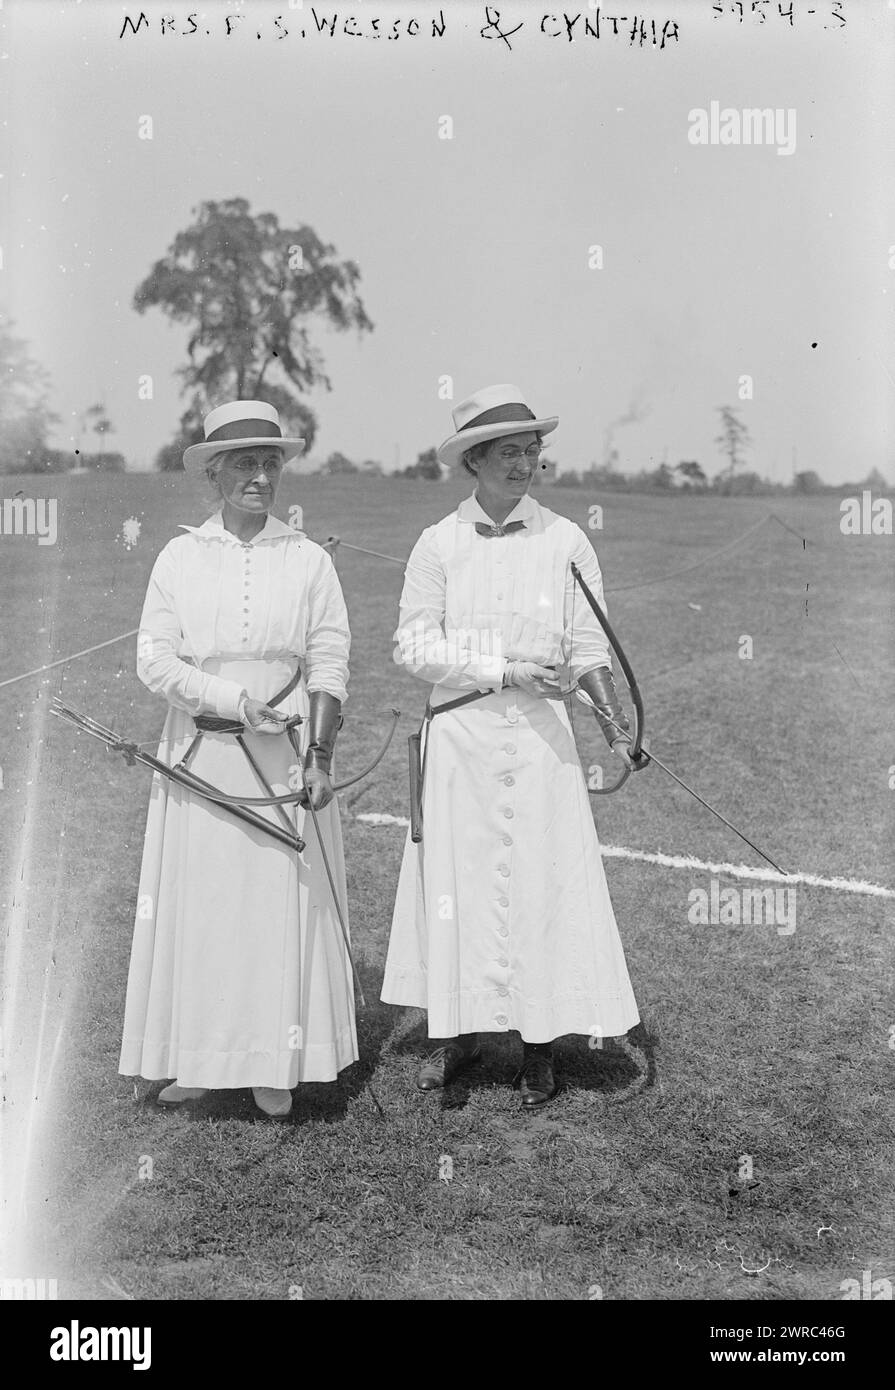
left=2, top=0, right=893, bottom=482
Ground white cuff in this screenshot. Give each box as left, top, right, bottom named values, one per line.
left=479, top=653, right=506, bottom=689
left=208, top=677, right=250, bottom=721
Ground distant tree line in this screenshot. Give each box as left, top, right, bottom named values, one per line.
left=549, top=407, right=889, bottom=496
left=319, top=447, right=444, bottom=479
left=551, top=462, right=890, bottom=497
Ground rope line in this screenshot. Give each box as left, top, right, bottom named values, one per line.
left=323, top=539, right=407, bottom=566
left=326, top=513, right=782, bottom=594
left=0, top=629, right=139, bottom=692
left=607, top=514, right=771, bottom=591
left=0, top=511, right=818, bottom=693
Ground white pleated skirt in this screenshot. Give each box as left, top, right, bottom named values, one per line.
left=118, top=658, right=359, bottom=1088
left=381, top=688, right=640, bottom=1043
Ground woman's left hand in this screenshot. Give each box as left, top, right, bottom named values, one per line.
left=611, top=734, right=651, bottom=773
left=303, top=766, right=335, bottom=810
left=242, top=698, right=289, bottom=735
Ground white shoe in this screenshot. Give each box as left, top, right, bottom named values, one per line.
left=157, top=1083, right=208, bottom=1105
left=252, top=1087, right=293, bottom=1116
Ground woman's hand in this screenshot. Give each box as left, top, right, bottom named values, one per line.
left=242, top=698, right=289, bottom=735
left=611, top=733, right=651, bottom=773
left=302, top=766, right=335, bottom=810
left=504, top=661, right=562, bottom=698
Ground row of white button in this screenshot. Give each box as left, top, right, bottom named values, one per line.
left=242, top=545, right=252, bottom=642
left=493, top=728, right=517, bottom=1029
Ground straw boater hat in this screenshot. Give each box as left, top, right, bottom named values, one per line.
left=182, top=400, right=306, bottom=475
left=436, top=384, right=558, bottom=472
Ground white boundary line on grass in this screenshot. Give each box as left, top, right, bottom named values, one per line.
left=354, top=813, right=895, bottom=899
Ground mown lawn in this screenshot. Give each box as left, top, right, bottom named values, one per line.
left=1, top=472, right=891, bottom=1299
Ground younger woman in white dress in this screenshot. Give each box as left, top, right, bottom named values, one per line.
left=381, top=385, right=648, bottom=1109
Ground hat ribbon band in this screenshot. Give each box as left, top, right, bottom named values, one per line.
left=459, top=403, right=536, bottom=431
left=206, top=418, right=283, bottom=444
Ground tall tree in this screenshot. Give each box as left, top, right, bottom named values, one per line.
left=134, top=198, right=373, bottom=468
left=714, top=405, right=752, bottom=492
left=0, top=314, right=59, bottom=474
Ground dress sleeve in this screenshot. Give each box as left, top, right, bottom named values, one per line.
left=303, top=549, right=350, bottom=704
left=561, top=527, right=614, bottom=680
left=393, top=527, right=506, bottom=691
left=136, top=543, right=247, bottom=719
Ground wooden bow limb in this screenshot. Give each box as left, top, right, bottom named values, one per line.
left=569, top=562, right=646, bottom=795
left=564, top=573, right=787, bottom=876
left=285, top=723, right=386, bottom=1115
left=51, top=699, right=401, bottom=810
left=285, top=723, right=368, bottom=1010
left=51, top=699, right=307, bottom=851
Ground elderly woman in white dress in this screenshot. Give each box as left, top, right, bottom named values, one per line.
left=381, top=384, right=648, bottom=1109
left=118, top=401, right=356, bottom=1117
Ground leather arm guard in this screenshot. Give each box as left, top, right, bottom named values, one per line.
left=305, top=691, right=343, bottom=774
left=577, top=666, right=630, bottom=749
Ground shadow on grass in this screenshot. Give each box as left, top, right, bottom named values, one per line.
left=140, top=988, right=658, bottom=1125
left=558, top=1020, right=657, bottom=1101
left=383, top=1014, right=659, bottom=1112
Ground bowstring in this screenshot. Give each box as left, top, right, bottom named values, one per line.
left=563, top=563, right=583, bottom=752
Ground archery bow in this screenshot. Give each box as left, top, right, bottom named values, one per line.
left=51, top=698, right=401, bottom=1013
left=569, top=561, right=646, bottom=796
left=51, top=699, right=400, bottom=817
left=568, top=563, right=789, bottom=877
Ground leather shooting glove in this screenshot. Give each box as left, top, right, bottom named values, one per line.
left=576, top=667, right=649, bottom=771
left=303, top=691, right=343, bottom=809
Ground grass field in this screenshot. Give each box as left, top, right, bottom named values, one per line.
left=1, top=472, right=892, bottom=1300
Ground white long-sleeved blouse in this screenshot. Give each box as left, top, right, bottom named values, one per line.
left=137, top=510, right=350, bottom=717
left=393, top=492, right=613, bottom=695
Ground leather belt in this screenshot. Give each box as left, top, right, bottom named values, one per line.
left=425, top=686, right=493, bottom=719
left=409, top=686, right=494, bottom=842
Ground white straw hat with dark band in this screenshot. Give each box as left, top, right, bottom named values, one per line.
left=437, top=384, right=558, bottom=471
left=182, top=400, right=306, bottom=474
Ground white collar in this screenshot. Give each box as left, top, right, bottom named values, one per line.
left=178, top=510, right=298, bottom=543
left=458, top=491, right=536, bottom=528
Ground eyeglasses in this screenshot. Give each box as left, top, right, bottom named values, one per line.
left=231, top=456, right=283, bottom=475
left=495, top=445, right=543, bottom=462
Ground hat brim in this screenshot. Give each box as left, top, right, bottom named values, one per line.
left=437, top=417, right=558, bottom=471
left=183, top=436, right=306, bottom=475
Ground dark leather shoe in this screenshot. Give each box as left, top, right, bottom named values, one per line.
left=417, top=1040, right=481, bottom=1091
left=517, top=1053, right=558, bottom=1109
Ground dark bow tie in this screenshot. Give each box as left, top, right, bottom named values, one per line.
left=474, top=520, right=526, bottom=538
